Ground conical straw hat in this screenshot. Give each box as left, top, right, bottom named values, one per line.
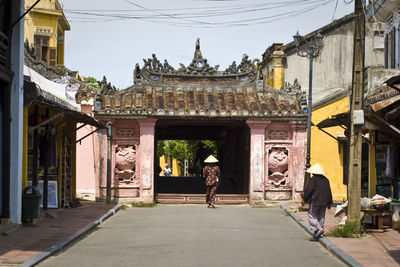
left=306, top=163, right=325, bottom=175
left=204, top=155, right=218, bottom=163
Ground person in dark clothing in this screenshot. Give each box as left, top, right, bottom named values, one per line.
left=302, top=163, right=333, bottom=241
left=203, top=155, right=220, bottom=208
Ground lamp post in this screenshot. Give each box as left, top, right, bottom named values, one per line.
left=293, top=31, right=323, bottom=186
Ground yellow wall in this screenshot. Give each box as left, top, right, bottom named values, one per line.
left=267, top=56, right=284, bottom=90
left=311, top=96, right=349, bottom=202
left=263, top=43, right=285, bottom=90
left=24, top=0, right=70, bottom=65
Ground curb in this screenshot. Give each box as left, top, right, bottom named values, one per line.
left=280, top=204, right=363, bottom=267
left=20, top=204, right=122, bottom=267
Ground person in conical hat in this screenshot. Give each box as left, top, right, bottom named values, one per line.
left=306, top=162, right=325, bottom=175
left=203, top=155, right=220, bottom=208
left=204, top=155, right=218, bottom=163
left=302, top=163, right=333, bottom=241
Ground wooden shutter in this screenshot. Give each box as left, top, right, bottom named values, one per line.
left=42, top=36, right=49, bottom=47
left=34, top=36, right=41, bottom=61
left=49, top=48, right=57, bottom=66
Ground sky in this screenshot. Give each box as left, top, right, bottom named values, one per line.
left=60, top=0, right=355, bottom=89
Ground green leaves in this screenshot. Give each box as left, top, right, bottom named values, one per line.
left=157, top=140, right=217, bottom=164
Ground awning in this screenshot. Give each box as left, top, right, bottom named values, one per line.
left=385, top=75, right=400, bottom=92
left=24, top=77, right=104, bottom=129
left=316, top=112, right=349, bottom=129
left=371, top=94, right=400, bottom=112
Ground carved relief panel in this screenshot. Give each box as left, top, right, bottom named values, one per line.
left=266, top=129, right=291, bottom=141
left=265, top=125, right=293, bottom=193
left=115, top=127, right=138, bottom=140
left=265, top=146, right=291, bottom=190
left=114, top=144, right=140, bottom=187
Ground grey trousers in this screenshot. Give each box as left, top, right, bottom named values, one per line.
left=308, top=203, right=326, bottom=232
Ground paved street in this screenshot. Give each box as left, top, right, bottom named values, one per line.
left=38, top=205, right=345, bottom=267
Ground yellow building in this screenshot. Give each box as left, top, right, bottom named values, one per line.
left=311, top=93, right=349, bottom=201
left=24, top=0, right=70, bottom=66
left=260, top=43, right=285, bottom=90
left=22, top=2, right=100, bottom=209
left=261, top=43, right=350, bottom=201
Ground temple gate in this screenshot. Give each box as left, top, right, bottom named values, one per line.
left=76, top=40, right=307, bottom=204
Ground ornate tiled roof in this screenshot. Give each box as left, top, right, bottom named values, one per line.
left=76, top=39, right=306, bottom=119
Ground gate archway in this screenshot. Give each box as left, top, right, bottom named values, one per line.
left=76, top=39, right=307, bottom=205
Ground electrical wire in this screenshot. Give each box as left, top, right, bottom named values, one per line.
left=332, top=0, right=339, bottom=21
left=66, top=0, right=335, bottom=27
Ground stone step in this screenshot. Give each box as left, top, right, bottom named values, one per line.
left=156, top=194, right=249, bottom=204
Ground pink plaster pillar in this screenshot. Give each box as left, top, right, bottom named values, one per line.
left=290, top=121, right=307, bottom=201
left=76, top=105, right=97, bottom=200
left=247, top=120, right=270, bottom=204
left=138, top=119, right=157, bottom=203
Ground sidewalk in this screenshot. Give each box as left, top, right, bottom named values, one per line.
left=285, top=202, right=400, bottom=267
left=0, top=201, right=116, bottom=266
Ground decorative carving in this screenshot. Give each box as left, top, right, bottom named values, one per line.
left=284, top=78, right=307, bottom=106
left=143, top=53, right=175, bottom=73
left=284, top=78, right=302, bottom=95
left=135, top=38, right=259, bottom=82
left=114, top=145, right=138, bottom=184
left=266, top=147, right=290, bottom=190
left=100, top=76, right=117, bottom=95
left=24, top=39, right=35, bottom=59
left=267, top=130, right=290, bottom=140
left=115, top=127, right=137, bottom=139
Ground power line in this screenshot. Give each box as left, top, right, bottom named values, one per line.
left=66, top=0, right=336, bottom=27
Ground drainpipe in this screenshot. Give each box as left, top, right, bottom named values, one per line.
left=106, top=122, right=112, bottom=204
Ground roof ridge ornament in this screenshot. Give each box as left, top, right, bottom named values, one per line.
left=100, top=76, right=117, bottom=95
left=194, top=38, right=202, bottom=59
left=134, top=39, right=260, bottom=83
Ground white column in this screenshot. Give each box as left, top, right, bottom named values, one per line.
left=9, top=0, right=25, bottom=224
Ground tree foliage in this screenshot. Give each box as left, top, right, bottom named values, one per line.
left=83, top=76, right=100, bottom=88
left=157, top=140, right=217, bottom=164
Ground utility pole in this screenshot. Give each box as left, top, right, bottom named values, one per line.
left=347, top=0, right=365, bottom=229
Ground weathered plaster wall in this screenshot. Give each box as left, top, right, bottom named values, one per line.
left=138, top=119, right=156, bottom=203
left=76, top=106, right=97, bottom=200
left=247, top=121, right=268, bottom=203
left=290, top=121, right=307, bottom=201
left=90, top=118, right=156, bottom=203
left=285, top=21, right=384, bottom=103
left=247, top=120, right=306, bottom=203
left=312, top=96, right=349, bottom=202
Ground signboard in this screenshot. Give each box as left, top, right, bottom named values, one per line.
left=28, top=180, right=58, bottom=208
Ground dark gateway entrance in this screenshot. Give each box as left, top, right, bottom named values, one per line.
left=75, top=39, right=307, bottom=204
left=154, top=120, right=250, bottom=197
